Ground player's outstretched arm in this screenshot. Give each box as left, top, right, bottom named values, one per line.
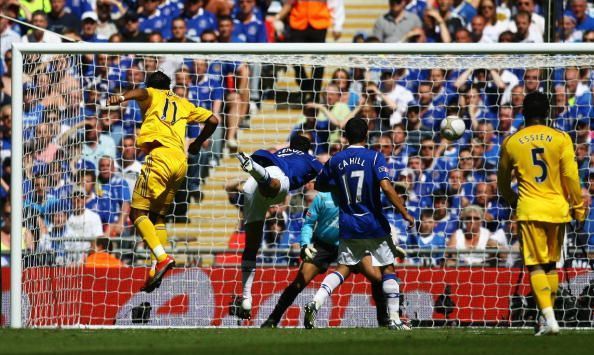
left=108, top=88, right=149, bottom=104
left=380, top=179, right=415, bottom=227
left=188, top=114, right=219, bottom=155
left=300, top=195, right=321, bottom=261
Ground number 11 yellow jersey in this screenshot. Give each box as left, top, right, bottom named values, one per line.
left=136, top=88, right=213, bottom=153
left=498, top=125, right=585, bottom=223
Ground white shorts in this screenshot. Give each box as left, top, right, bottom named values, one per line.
left=242, top=166, right=290, bottom=223
left=337, top=238, right=395, bottom=267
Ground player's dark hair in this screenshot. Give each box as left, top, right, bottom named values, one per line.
left=289, top=134, right=311, bottom=153
left=344, top=117, right=368, bottom=144
left=523, top=91, right=549, bottom=124
left=146, top=71, right=171, bottom=90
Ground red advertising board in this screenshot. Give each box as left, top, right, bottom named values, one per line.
left=1, top=267, right=591, bottom=327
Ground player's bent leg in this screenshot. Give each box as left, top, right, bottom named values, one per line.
left=369, top=264, right=409, bottom=330
left=263, top=262, right=322, bottom=328
left=305, top=265, right=350, bottom=329
left=257, top=178, right=281, bottom=199
left=132, top=208, right=175, bottom=293
left=236, top=153, right=277, bottom=196
left=132, top=208, right=167, bottom=262
left=132, top=147, right=182, bottom=293
left=142, top=214, right=170, bottom=293
left=381, top=272, right=409, bottom=330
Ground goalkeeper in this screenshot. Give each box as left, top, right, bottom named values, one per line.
left=109, top=71, right=219, bottom=293
left=261, top=191, right=388, bottom=328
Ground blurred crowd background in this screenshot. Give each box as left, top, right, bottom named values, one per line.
left=0, top=0, right=593, bottom=269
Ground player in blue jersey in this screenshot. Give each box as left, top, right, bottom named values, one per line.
left=260, top=191, right=389, bottom=328
left=232, top=134, right=324, bottom=320
left=304, top=118, right=415, bottom=330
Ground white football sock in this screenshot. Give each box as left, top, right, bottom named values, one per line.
left=542, top=307, right=558, bottom=326
left=383, top=275, right=401, bottom=323
left=249, top=160, right=270, bottom=183
left=241, top=260, right=256, bottom=304
left=313, top=271, right=344, bottom=310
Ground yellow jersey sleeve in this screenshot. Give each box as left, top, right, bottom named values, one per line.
left=187, top=104, right=213, bottom=124
left=559, top=133, right=586, bottom=221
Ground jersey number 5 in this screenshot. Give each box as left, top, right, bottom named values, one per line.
left=161, top=98, right=178, bottom=124
left=342, top=170, right=364, bottom=205
left=531, top=147, right=547, bottom=183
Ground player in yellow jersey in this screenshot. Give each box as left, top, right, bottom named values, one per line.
left=109, top=71, right=219, bottom=292
left=497, top=92, right=585, bottom=336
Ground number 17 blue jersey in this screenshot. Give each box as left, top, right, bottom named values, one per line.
left=316, top=146, right=392, bottom=240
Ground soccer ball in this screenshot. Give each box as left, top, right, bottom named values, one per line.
left=439, top=116, right=466, bottom=141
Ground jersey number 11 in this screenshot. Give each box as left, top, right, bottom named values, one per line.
left=161, top=98, right=179, bottom=125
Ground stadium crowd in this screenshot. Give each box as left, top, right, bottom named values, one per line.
left=0, top=0, right=593, bottom=268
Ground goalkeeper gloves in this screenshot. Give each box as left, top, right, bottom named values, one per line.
left=393, top=245, right=407, bottom=259
left=300, top=244, right=318, bottom=262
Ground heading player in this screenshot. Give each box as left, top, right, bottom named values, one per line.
left=498, top=91, right=585, bottom=336
left=260, top=191, right=389, bottom=328
left=109, top=71, right=219, bottom=292
left=232, top=135, right=323, bottom=320
left=305, top=118, right=415, bottom=330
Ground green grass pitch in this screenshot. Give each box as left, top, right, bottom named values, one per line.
left=1, top=328, right=593, bottom=355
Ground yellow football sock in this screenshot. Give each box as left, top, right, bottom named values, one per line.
left=155, top=223, right=168, bottom=247
left=134, top=216, right=167, bottom=262
left=147, top=225, right=167, bottom=277
left=547, top=271, right=559, bottom=307
left=530, top=270, right=552, bottom=311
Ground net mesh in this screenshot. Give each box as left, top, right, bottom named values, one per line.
left=6, top=51, right=594, bottom=327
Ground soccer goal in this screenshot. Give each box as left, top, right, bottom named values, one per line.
left=6, top=43, right=594, bottom=328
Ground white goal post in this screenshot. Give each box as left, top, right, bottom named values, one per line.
left=9, top=42, right=594, bottom=328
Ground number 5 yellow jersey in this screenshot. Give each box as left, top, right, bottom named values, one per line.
left=136, top=88, right=213, bottom=153
left=498, top=125, right=585, bottom=223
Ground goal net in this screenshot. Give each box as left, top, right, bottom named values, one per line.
left=4, top=44, right=594, bottom=328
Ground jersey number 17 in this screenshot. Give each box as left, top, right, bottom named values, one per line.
left=342, top=170, right=364, bottom=204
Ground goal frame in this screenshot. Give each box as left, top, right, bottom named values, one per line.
left=9, top=42, right=594, bottom=328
